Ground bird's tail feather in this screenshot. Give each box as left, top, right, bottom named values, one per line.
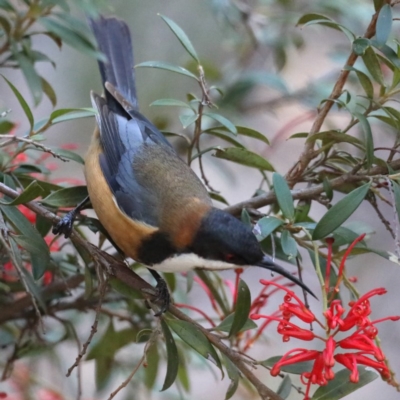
left=88, top=16, right=138, bottom=111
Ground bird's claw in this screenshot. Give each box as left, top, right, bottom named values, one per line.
left=52, top=211, right=76, bottom=238
left=153, top=278, right=170, bottom=316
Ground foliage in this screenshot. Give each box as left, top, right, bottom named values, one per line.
left=1, top=1, right=400, bottom=400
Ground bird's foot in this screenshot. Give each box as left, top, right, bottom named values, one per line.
left=52, top=210, right=77, bottom=238
left=52, top=196, right=90, bottom=238
left=146, top=268, right=171, bottom=316
left=153, top=278, right=171, bottom=316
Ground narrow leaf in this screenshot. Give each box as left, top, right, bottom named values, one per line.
left=277, top=375, right=291, bottom=399
left=281, top=230, right=298, bottom=258
left=41, top=77, right=57, bottom=107
left=150, top=98, right=191, bottom=108
left=159, top=15, right=199, bottom=63
left=160, top=319, right=179, bottom=391
left=312, top=367, right=378, bottom=399
left=50, top=108, right=96, bottom=124
left=13, top=51, right=43, bottom=105
left=312, top=183, right=371, bottom=240
left=204, top=130, right=244, bottom=148
left=255, top=216, right=284, bottom=241
left=205, top=113, right=237, bottom=134
left=261, top=356, right=313, bottom=374
left=41, top=186, right=88, bottom=207
left=229, top=279, right=251, bottom=337
left=0, top=181, right=43, bottom=205
left=135, top=61, right=199, bottom=80
left=207, top=125, right=269, bottom=144
left=222, top=355, right=240, bottom=400
left=213, top=147, right=274, bottom=171
left=297, top=13, right=331, bottom=25
left=273, top=173, right=295, bottom=221
left=215, top=313, right=257, bottom=333
left=2, top=75, right=34, bottom=131
left=344, top=66, right=374, bottom=98
left=354, top=112, right=374, bottom=168
left=1, top=206, right=50, bottom=279
left=352, top=38, right=371, bottom=56
left=362, top=46, right=385, bottom=86
left=167, top=319, right=222, bottom=370
left=376, top=4, right=392, bottom=45
left=179, top=113, right=198, bottom=129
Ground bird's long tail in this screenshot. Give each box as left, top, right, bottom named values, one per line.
left=88, top=16, right=138, bottom=111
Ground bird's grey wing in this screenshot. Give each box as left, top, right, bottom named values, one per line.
left=91, top=93, right=210, bottom=228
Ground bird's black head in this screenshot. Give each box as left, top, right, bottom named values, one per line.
left=190, top=208, right=263, bottom=266
left=190, top=208, right=316, bottom=298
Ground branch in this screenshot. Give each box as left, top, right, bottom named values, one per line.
left=225, top=158, right=400, bottom=215
left=285, top=11, right=379, bottom=185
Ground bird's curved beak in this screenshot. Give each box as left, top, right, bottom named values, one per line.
left=256, top=255, right=317, bottom=299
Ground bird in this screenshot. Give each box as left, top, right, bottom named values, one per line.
left=53, top=15, right=314, bottom=314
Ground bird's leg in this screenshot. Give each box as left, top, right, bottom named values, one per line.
left=147, top=268, right=170, bottom=316
left=52, top=196, right=90, bottom=238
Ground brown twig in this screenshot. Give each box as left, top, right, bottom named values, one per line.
left=225, top=159, right=400, bottom=215
left=66, top=276, right=108, bottom=377
left=285, top=11, right=379, bottom=186
left=0, top=135, right=69, bottom=161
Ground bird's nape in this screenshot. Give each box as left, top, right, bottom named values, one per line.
left=256, top=255, right=316, bottom=298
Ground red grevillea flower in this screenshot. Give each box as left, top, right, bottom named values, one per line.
left=250, top=234, right=400, bottom=399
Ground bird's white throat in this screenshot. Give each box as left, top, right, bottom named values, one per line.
left=149, top=253, right=237, bottom=273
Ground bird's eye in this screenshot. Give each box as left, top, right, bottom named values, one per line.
left=225, top=254, right=235, bottom=262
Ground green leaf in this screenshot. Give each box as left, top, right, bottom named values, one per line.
left=42, top=186, right=88, bottom=207
left=209, top=191, right=229, bottom=205
left=215, top=313, right=257, bottom=333
left=312, top=367, right=378, bottom=399
left=207, top=125, right=269, bottom=144
left=376, top=4, right=392, bottom=46
left=323, top=177, right=333, bottom=201
left=352, top=38, right=371, bottom=56
left=204, top=113, right=237, bottom=134
left=213, top=148, right=274, bottom=171
left=362, top=46, right=385, bottom=86
left=0, top=121, right=15, bottom=134
left=354, top=113, right=374, bottom=168
left=241, top=208, right=251, bottom=227
left=50, top=108, right=96, bottom=124
left=204, top=130, right=244, bottom=148
left=0, top=181, right=43, bottom=205
left=301, top=19, right=355, bottom=42
left=273, top=173, right=295, bottom=221
left=144, top=342, right=159, bottom=389
left=2, top=75, right=34, bottom=131
left=49, top=148, right=84, bottom=164
left=12, top=50, right=43, bottom=105
left=179, top=113, right=199, bottom=128
left=297, top=13, right=331, bottom=25
left=306, top=131, right=363, bottom=148
left=1, top=206, right=50, bottom=279
left=0, top=0, right=14, bottom=11
left=135, top=61, right=199, bottom=80
left=344, top=66, right=374, bottom=98
left=255, top=216, right=284, bottom=241
left=159, top=15, right=199, bottom=63
left=281, top=230, right=297, bottom=258
left=167, top=319, right=221, bottom=370
left=160, top=319, right=179, bottom=391
left=41, top=77, right=57, bottom=107
left=150, top=98, right=191, bottom=108
left=222, top=354, right=240, bottom=400
left=229, top=279, right=251, bottom=337
left=39, top=17, right=105, bottom=60
left=277, top=375, right=291, bottom=399
left=261, top=356, right=313, bottom=374
left=312, top=183, right=371, bottom=240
